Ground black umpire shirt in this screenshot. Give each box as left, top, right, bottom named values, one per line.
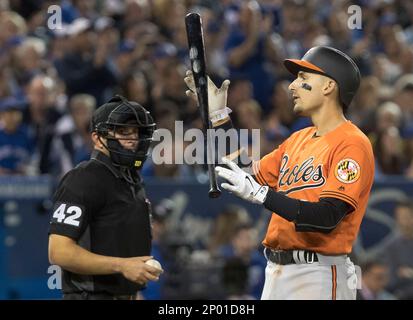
left=49, top=150, right=152, bottom=295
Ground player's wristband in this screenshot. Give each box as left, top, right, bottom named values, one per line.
left=210, top=107, right=232, bottom=125
left=254, top=185, right=269, bottom=204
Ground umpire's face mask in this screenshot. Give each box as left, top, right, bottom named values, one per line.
left=98, top=99, right=155, bottom=169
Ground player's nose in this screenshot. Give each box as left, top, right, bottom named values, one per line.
left=288, top=79, right=297, bottom=92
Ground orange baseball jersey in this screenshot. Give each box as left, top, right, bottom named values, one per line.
left=253, top=120, right=374, bottom=255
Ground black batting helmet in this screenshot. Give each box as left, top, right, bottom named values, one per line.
left=284, top=46, right=361, bottom=109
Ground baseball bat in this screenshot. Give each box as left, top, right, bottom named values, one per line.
left=185, top=12, right=221, bottom=198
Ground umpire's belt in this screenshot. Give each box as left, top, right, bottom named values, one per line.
left=264, top=248, right=318, bottom=265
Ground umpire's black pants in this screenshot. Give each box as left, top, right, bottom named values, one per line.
left=63, top=292, right=135, bottom=300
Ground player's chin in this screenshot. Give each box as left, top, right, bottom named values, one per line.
left=293, top=104, right=304, bottom=115
left=294, top=103, right=313, bottom=117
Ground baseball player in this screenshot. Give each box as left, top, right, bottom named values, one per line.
left=185, top=46, right=374, bottom=300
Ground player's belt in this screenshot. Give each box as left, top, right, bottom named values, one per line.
left=264, top=248, right=318, bottom=265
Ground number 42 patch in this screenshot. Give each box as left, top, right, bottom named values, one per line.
left=52, top=203, right=83, bottom=227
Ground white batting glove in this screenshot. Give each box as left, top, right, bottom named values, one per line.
left=184, top=70, right=232, bottom=125
left=215, top=157, right=269, bottom=204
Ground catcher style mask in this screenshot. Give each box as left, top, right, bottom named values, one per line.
left=95, top=96, right=156, bottom=169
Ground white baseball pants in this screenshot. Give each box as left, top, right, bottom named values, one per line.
left=261, top=253, right=358, bottom=300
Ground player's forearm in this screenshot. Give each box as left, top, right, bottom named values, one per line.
left=263, top=191, right=353, bottom=233
left=49, top=240, right=121, bottom=275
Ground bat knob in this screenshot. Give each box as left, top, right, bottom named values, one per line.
left=208, top=188, right=221, bottom=198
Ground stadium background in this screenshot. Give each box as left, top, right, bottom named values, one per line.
left=0, top=0, right=412, bottom=299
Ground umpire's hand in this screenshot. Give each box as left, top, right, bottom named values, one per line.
left=119, top=256, right=163, bottom=285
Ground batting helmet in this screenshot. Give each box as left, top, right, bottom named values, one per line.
left=284, top=46, right=361, bottom=108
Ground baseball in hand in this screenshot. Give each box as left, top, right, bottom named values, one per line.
left=145, top=259, right=163, bottom=271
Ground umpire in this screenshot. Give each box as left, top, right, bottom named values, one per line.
left=48, top=95, right=161, bottom=300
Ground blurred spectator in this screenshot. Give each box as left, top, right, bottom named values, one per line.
left=236, top=99, right=271, bottom=157
left=153, top=100, right=179, bottom=133
left=203, top=9, right=229, bottom=79
left=404, top=126, right=413, bottom=178
left=53, top=94, right=95, bottom=176
left=60, top=0, right=98, bottom=22
left=0, top=96, right=35, bottom=175
left=54, top=17, right=117, bottom=105
left=24, top=6, right=47, bottom=39
left=222, top=257, right=255, bottom=300
left=152, top=0, right=186, bottom=40
left=372, top=102, right=407, bottom=176
left=120, top=70, right=152, bottom=110
left=227, top=77, right=254, bottom=113
left=141, top=201, right=169, bottom=300
left=12, top=37, right=47, bottom=86
left=0, top=10, right=26, bottom=48
left=326, top=3, right=351, bottom=51
left=0, top=67, right=15, bottom=98
left=375, top=101, right=403, bottom=133
left=208, top=205, right=251, bottom=255
left=351, top=76, right=381, bottom=134
left=48, top=25, right=72, bottom=62
left=277, top=0, right=310, bottom=59
left=94, top=16, right=120, bottom=57
left=7, top=0, right=42, bottom=22
left=142, top=137, right=194, bottom=180
left=24, top=74, right=64, bottom=174
left=224, top=0, right=276, bottom=111
left=216, top=223, right=266, bottom=300
left=380, top=199, right=413, bottom=299
left=156, top=61, right=188, bottom=107
left=236, top=99, right=262, bottom=131
left=357, top=260, right=396, bottom=300
left=113, top=40, right=137, bottom=79
left=153, top=42, right=177, bottom=66
left=393, top=74, right=413, bottom=125
left=167, top=5, right=189, bottom=62
left=0, top=10, right=26, bottom=72
left=263, top=112, right=289, bottom=156
left=374, top=126, right=407, bottom=176
left=269, top=80, right=295, bottom=129
left=150, top=42, right=179, bottom=100
left=123, top=0, right=151, bottom=27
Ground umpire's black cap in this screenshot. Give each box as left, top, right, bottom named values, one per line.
left=284, top=46, right=361, bottom=108
left=90, top=95, right=151, bottom=132
left=91, top=101, right=115, bottom=132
